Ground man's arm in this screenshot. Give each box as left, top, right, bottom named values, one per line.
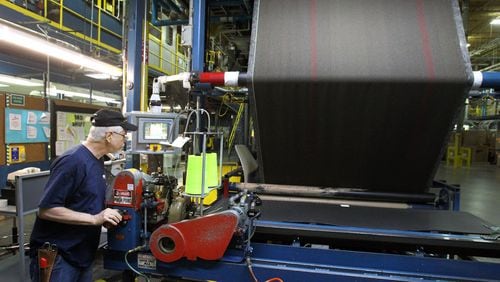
left=39, top=207, right=122, bottom=226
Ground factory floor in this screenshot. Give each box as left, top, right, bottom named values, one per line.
left=0, top=161, right=498, bottom=281
left=434, top=162, right=500, bottom=227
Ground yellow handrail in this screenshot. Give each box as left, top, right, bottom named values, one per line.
left=1, top=0, right=190, bottom=75
left=0, top=0, right=122, bottom=54
left=228, top=102, right=245, bottom=154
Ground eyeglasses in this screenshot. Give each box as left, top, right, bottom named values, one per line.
left=111, top=132, right=127, bottom=139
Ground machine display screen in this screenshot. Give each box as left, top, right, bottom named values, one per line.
left=143, top=121, right=169, bottom=140
left=138, top=118, right=173, bottom=143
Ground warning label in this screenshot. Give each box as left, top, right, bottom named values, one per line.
left=113, top=190, right=132, bottom=204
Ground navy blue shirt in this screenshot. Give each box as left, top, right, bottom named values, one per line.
left=30, top=144, right=106, bottom=268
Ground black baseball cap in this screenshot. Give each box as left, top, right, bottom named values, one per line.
left=91, top=109, right=138, bottom=131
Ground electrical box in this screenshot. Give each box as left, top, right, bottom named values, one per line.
left=181, top=25, right=192, bottom=46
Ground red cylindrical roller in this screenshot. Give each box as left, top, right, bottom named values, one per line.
left=199, top=72, right=225, bottom=85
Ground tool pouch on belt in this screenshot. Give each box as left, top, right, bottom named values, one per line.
left=38, top=242, right=58, bottom=282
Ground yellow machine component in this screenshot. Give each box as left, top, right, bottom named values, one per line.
left=188, top=189, right=218, bottom=206
left=202, top=189, right=218, bottom=205
left=148, top=144, right=162, bottom=152
left=6, top=145, right=26, bottom=164
left=222, top=162, right=241, bottom=183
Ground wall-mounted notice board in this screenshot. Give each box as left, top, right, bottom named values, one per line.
left=1, top=93, right=5, bottom=165
left=5, top=108, right=50, bottom=143
left=55, top=111, right=93, bottom=156
left=49, top=99, right=116, bottom=158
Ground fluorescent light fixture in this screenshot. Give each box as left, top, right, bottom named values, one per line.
left=0, top=74, right=43, bottom=86
left=0, top=22, right=122, bottom=77
left=56, top=89, right=119, bottom=103
left=490, top=18, right=500, bottom=25
left=93, top=96, right=119, bottom=103
left=85, top=73, right=114, bottom=80
left=28, top=85, right=120, bottom=105
left=0, top=83, right=8, bottom=87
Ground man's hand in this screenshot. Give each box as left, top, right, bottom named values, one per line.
left=94, top=208, right=122, bottom=227
left=39, top=207, right=123, bottom=226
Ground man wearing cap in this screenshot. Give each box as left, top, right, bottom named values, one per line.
left=29, top=109, right=137, bottom=282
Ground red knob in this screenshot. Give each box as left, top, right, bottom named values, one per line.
left=39, top=257, right=48, bottom=268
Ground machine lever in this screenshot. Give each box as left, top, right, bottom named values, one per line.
left=118, top=209, right=130, bottom=226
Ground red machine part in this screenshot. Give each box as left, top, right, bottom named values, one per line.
left=149, top=210, right=239, bottom=262
left=108, top=169, right=143, bottom=209
left=197, top=71, right=240, bottom=86
left=198, top=72, right=225, bottom=85
left=39, top=257, right=48, bottom=268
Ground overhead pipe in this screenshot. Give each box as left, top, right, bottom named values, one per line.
left=195, top=71, right=246, bottom=86
left=153, top=71, right=247, bottom=89
left=151, top=0, right=189, bottom=26
left=472, top=71, right=500, bottom=89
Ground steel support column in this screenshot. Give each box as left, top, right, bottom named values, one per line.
left=192, top=0, right=206, bottom=71
left=125, top=0, right=146, bottom=112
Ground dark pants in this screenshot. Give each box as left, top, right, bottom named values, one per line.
left=30, top=254, right=93, bottom=282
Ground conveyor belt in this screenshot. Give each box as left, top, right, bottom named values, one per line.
left=259, top=200, right=491, bottom=234
left=255, top=199, right=500, bottom=257
left=248, top=0, right=472, bottom=193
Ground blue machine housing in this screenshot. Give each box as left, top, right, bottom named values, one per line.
left=103, top=241, right=500, bottom=281
left=107, top=207, right=142, bottom=252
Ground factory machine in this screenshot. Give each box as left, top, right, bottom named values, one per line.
left=104, top=0, right=500, bottom=281
left=104, top=168, right=260, bottom=266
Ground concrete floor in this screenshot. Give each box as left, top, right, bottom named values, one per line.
left=435, top=162, right=500, bottom=226
left=0, top=161, right=498, bottom=281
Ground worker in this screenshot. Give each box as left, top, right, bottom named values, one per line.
left=29, top=109, right=138, bottom=282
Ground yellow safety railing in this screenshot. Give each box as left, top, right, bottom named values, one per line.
left=148, top=26, right=188, bottom=75
left=446, top=133, right=472, bottom=168
left=1, top=1, right=188, bottom=76
left=97, top=0, right=117, bottom=17
left=227, top=102, right=245, bottom=155
left=1, top=0, right=121, bottom=54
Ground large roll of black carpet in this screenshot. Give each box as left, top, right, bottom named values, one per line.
left=248, top=0, right=472, bottom=193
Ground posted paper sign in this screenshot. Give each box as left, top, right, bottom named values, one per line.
left=55, top=141, right=66, bottom=156
left=27, top=126, right=37, bottom=139
left=27, top=112, right=37, bottom=124
left=43, top=127, right=50, bottom=138
left=9, top=113, right=22, bottom=130
left=39, top=113, right=50, bottom=124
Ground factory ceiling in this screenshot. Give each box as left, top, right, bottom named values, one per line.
left=464, top=0, right=500, bottom=71
left=0, top=0, right=498, bottom=99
